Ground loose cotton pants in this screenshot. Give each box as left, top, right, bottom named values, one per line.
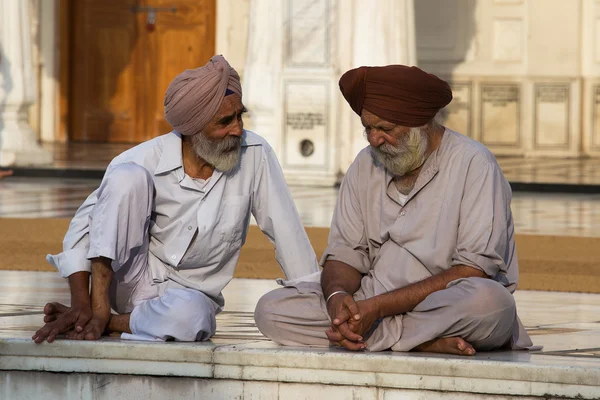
left=255, top=277, right=531, bottom=352
left=87, top=163, right=217, bottom=341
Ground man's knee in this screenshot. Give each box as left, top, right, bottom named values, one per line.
left=254, top=288, right=289, bottom=339
left=101, top=163, right=153, bottom=201
left=165, top=289, right=216, bottom=340
left=453, top=277, right=516, bottom=349
left=132, top=288, right=216, bottom=341
left=455, top=277, right=516, bottom=317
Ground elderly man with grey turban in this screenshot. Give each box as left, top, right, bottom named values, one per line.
left=33, top=55, right=319, bottom=343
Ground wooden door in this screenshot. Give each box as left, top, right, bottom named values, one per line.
left=70, top=0, right=216, bottom=143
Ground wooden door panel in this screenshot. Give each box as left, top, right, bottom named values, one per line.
left=71, top=0, right=139, bottom=142
left=70, top=0, right=216, bottom=143
left=143, top=0, right=216, bottom=141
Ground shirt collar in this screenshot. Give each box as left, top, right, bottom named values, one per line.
left=155, top=131, right=184, bottom=175
left=155, top=130, right=262, bottom=176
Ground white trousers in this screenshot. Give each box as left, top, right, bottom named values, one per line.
left=88, top=163, right=216, bottom=341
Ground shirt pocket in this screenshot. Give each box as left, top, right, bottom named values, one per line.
left=217, top=194, right=251, bottom=244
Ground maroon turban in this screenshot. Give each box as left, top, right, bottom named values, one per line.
left=339, top=65, right=452, bottom=127
left=164, top=55, right=242, bottom=136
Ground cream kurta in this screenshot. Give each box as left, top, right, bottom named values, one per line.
left=255, top=128, right=533, bottom=351
left=324, top=127, right=518, bottom=293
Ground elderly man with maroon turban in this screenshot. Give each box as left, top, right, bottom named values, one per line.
left=255, top=65, right=534, bottom=356
left=33, top=55, right=319, bottom=343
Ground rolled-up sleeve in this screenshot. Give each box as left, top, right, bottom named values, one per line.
left=320, top=160, right=370, bottom=274
left=251, top=145, right=319, bottom=281
left=46, top=189, right=98, bottom=277
left=451, top=158, right=512, bottom=278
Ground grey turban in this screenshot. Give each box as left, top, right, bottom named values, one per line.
left=164, top=55, right=242, bottom=136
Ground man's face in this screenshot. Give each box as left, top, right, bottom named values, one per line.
left=190, top=94, right=246, bottom=172
left=360, top=109, right=429, bottom=176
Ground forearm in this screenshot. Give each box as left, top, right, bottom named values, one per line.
left=68, top=271, right=91, bottom=305
left=371, top=265, right=486, bottom=318
left=90, top=257, right=114, bottom=303
left=321, top=260, right=363, bottom=298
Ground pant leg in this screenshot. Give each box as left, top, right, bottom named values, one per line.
left=85, top=163, right=155, bottom=314
left=254, top=282, right=331, bottom=347
left=123, top=288, right=217, bottom=342
left=390, top=277, right=517, bottom=352
left=256, top=278, right=517, bottom=352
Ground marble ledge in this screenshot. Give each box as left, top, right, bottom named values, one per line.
left=1, top=338, right=600, bottom=399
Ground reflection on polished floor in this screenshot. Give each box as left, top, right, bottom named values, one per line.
left=2, top=176, right=600, bottom=237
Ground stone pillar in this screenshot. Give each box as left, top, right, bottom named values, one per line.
left=242, top=0, right=416, bottom=186
left=0, top=0, right=52, bottom=167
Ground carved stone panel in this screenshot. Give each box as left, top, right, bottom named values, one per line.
left=283, top=80, right=329, bottom=169
left=592, top=85, right=600, bottom=150
left=480, top=84, right=520, bottom=146
left=534, top=84, right=570, bottom=149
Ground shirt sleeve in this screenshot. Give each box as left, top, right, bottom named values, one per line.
left=320, top=159, right=370, bottom=274
left=46, top=189, right=98, bottom=278
left=451, top=157, right=513, bottom=278
left=251, top=145, right=319, bottom=281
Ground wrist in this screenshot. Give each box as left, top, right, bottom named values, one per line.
left=365, top=296, right=383, bottom=319
left=68, top=271, right=91, bottom=305
left=326, top=290, right=348, bottom=304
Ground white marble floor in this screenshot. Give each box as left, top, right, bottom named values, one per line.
left=2, top=270, right=600, bottom=356
left=3, top=177, right=600, bottom=237
left=1, top=270, right=600, bottom=399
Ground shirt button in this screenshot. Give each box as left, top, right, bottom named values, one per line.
left=400, top=211, right=406, bottom=216
left=188, top=226, right=193, bottom=230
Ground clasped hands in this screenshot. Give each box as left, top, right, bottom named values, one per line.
left=325, top=293, right=379, bottom=351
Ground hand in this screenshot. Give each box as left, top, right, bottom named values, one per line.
left=326, top=299, right=380, bottom=350
left=32, top=301, right=92, bottom=343
left=325, top=292, right=364, bottom=349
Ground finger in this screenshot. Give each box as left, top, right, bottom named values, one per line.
left=333, top=307, right=350, bottom=325
left=65, top=330, right=78, bottom=340
left=74, top=311, right=92, bottom=333
left=33, top=325, right=53, bottom=343
left=336, top=322, right=363, bottom=342
left=338, top=338, right=366, bottom=351
left=343, top=297, right=361, bottom=321
left=46, top=327, right=63, bottom=343
left=325, top=328, right=345, bottom=342
left=44, top=314, right=58, bottom=323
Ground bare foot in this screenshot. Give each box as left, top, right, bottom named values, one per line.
left=413, top=337, right=476, bottom=356
left=42, top=302, right=66, bottom=322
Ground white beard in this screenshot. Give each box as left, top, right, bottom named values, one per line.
left=190, top=132, right=242, bottom=172
left=370, top=127, right=429, bottom=177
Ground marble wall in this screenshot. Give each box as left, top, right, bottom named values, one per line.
left=418, top=0, right=583, bottom=158
left=212, top=1, right=600, bottom=182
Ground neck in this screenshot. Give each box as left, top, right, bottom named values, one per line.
left=181, top=137, right=215, bottom=179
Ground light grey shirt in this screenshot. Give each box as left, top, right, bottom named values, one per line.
left=48, top=130, right=319, bottom=307
left=321, top=128, right=519, bottom=296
